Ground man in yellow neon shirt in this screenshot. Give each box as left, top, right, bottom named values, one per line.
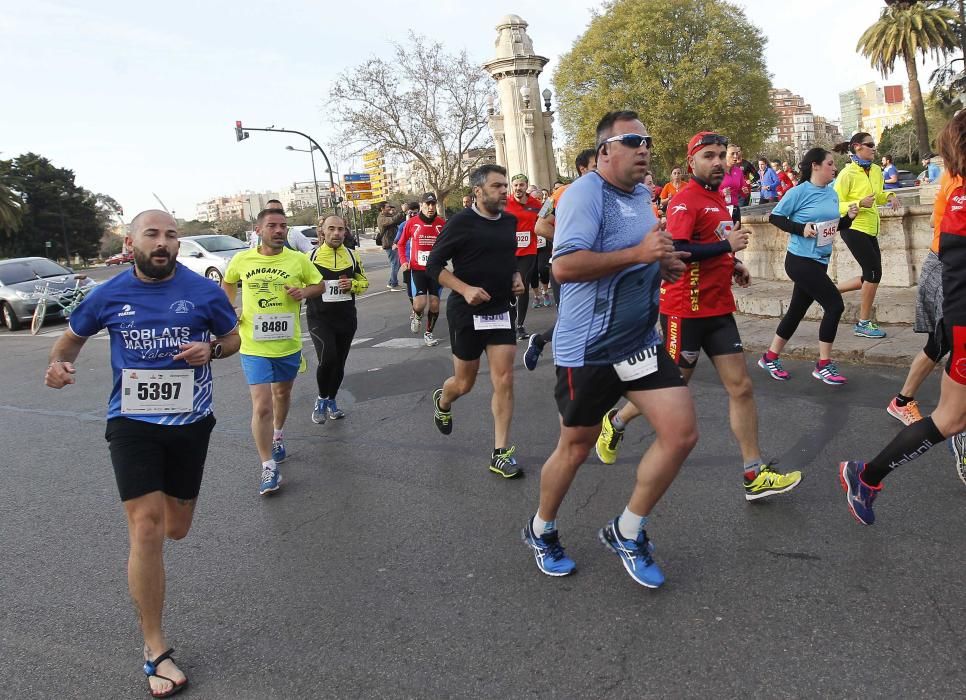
left=223, top=208, right=325, bottom=495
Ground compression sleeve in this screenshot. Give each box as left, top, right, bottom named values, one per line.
left=769, top=214, right=806, bottom=236
left=672, top=239, right=733, bottom=261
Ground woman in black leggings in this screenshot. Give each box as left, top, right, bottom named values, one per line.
left=758, top=148, right=858, bottom=385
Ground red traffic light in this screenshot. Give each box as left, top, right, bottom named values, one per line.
left=234, top=121, right=249, bottom=142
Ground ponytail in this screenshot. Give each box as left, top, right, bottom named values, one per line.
left=832, top=142, right=850, bottom=155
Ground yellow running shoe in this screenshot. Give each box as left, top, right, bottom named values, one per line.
left=743, top=462, right=802, bottom=501
left=595, top=409, right=624, bottom=465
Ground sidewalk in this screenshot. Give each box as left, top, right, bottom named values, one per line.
left=733, top=279, right=921, bottom=367
left=736, top=315, right=922, bottom=368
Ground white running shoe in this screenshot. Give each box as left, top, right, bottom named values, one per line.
left=423, top=331, right=439, bottom=347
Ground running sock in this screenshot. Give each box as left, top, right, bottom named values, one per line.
left=617, top=507, right=647, bottom=540
left=262, top=459, right=276, bottom=471
left=531, top=513, right=555, bottom=536
left=273, top=428, right=284, bottom=441
left=743, top=459, right=763, bottom=480
left=859, top=318, right=870, bottom=324
left=610, top=410, right=627, bottom=432
left=862, top=416, right=945, bottom=485
left=817, top=358, right=831, bottom=369
left=764, top=350, right=779, bottom=361
left=427, top=311, right=438, bottom=332
left=894, top=393, right=913, bottom=407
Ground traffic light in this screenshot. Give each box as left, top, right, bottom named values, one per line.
left=235, top=120, right=249, bottom=142
left=330, top=185, right=343, bottom=204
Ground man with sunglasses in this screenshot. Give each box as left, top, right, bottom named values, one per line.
left=520, top=110, right=694, bottom=589
left=595, top=131, right=803, bottom=502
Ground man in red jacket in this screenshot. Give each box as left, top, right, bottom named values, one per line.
left=397, top=193, right=446, bottom=346
left=504, top=173, right=543, bottom=340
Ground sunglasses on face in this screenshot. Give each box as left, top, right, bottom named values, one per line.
left=860, top=141, right=875, bottom=148
left=600, top=133, right=653, bottom=150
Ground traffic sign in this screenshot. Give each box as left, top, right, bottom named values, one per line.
left=344, top=182, right=372, bottom=193
left=344, top=173, right=370, bottom=182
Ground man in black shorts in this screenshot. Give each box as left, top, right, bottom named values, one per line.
left=520, top=111, right=694, bottom=588
left=425, top=164, right=526, bottom=478
left=44, top=210, right=240, bottom=697
left=594, top=132, right=802, bottom=502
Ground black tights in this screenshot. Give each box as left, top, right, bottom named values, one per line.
left=775, top=252, right=845, bottom=344
left=512, top=255, right=536, bottom=329
left=308, top=315, right=356, bottom=399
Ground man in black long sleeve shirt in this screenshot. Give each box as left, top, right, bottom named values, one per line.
left=425, top=164, right=526, bottom=478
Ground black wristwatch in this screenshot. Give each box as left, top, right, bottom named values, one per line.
left=210, top=342, right=223, bottom=359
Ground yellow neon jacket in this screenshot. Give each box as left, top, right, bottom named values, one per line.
left=307, top=244, right=369, bottom=295
left=833, top=162, right=895, bottom=236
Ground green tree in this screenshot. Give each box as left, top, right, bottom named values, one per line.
left=858, top=1, right=959, bottom=156
left=0, top=153, right=104, bottom=261
left=552, top=0, right=777, bottom=176
left=179, top=220, right=217, bottom=236
left=0, top=179, right=23, bottom=233
left=214, top=218, right=250, bottom=238
left=878, top=119, right=920, bottom=163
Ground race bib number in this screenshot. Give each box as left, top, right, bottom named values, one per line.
left=417, top=249, right=430, bottom=266
left=815, top=218, right=838, bottom=247
left=322, top=280, right=351, bottom=303
left=516, top=231, right=531, bottom=248
left=613, top=345, right=659, bottom=381
left=252, top=313, right=295, bottom=340
left=121, top=369, right=193, bottom=415
left=473, top=312, right=512, bottom=330
left=536, top=235, right=547, bottom=249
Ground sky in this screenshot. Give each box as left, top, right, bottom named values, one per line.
left=0, top=0, right=951, bottom=221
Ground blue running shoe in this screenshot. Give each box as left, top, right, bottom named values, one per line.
left=854, top=320, right=886, bottom=338
left=839, top=461, right=881, bottom=525
left=598, top=518, right=664, bottom=588
left=521, top=519, right=575, bottom=576
left=326, top=399, right=345, bottom=420
left=524, top=334, right=543, bottom=372
left=311, top=398, right=327, bottom=424
left=259, top=467, right=282, bottom=495
left=272, top=438, right=287, bottom=463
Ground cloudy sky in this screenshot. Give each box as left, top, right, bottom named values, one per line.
left=0, top=0, right=949, bottom=219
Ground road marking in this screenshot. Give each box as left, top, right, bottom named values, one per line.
left=372, top=338, right=447, bottom=349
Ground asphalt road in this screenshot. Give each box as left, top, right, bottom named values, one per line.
left=1, top=256, right=963, bottom=699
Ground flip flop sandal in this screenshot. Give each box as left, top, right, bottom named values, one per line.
left=143, top=648, right=188, bottom=698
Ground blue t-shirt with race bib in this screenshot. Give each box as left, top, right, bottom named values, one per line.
left=551, top=172, right=662, bottom=367
left=69, top=263, right=238, bottom=425
left=771, top=181, right=841, bottom=264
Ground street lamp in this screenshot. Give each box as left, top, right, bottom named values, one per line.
left=520, top=83, right=531, bottom=109
left=285, top=145, right=322, bottom=216
left=542, top=88, right=552, bottom=112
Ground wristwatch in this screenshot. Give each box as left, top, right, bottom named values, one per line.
left=210, top=342, right=223, bottom=359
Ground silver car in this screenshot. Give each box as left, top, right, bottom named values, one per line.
left=0, top=257, right=97, bottom=331
left=176, top=234, right=248, bottom=283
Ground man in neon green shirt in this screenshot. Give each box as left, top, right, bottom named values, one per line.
left=223, top=208, right=325, bottom=495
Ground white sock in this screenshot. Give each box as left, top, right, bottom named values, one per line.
left=261, top=459, right=276, bottom=471
left=617, top=507, right=647, bottom=540
left=532, top=513, right=555, bottom=536
left=273, top=428, right=283, bottom=441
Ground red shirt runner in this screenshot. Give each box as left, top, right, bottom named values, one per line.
left=660, top=178, right=737, bottom=318
left=505, top=194, right=542, bottom=257
left=397, top=215, right=445, bottom=270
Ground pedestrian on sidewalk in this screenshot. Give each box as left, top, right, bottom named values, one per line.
left=758, top=148, right=858, bottom=385
left=376, top=201, right=406, bottom=291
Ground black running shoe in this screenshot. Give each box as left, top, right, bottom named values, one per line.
left=433, top=388, right=452, bottom=435
left=490, top=446, right=522, bottom=478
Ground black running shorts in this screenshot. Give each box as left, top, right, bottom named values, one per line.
left=410, top=269, right=441, bottom=297
left=554, top=346, right=685, bottom=427
left=448, top=308, right=516, bottom=361
left=661, top=313, right=743, bottom=369
left=105, top=414, right=215, bottom=502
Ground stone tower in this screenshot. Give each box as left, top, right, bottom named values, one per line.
left=483, top=15, right=557, bottom=190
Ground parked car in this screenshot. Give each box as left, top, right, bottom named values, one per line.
left=176, top=234, right=248, bottom=282
left=105, top=251, right=134, bottom=265
left=0, top=257, right=97, bottom=331
left=895, top=170, right=919, bottom=188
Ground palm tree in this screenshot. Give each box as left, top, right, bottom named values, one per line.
left=0, top=181, right=22, bottom=233
left=859, top=1, right=959, bottom=155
